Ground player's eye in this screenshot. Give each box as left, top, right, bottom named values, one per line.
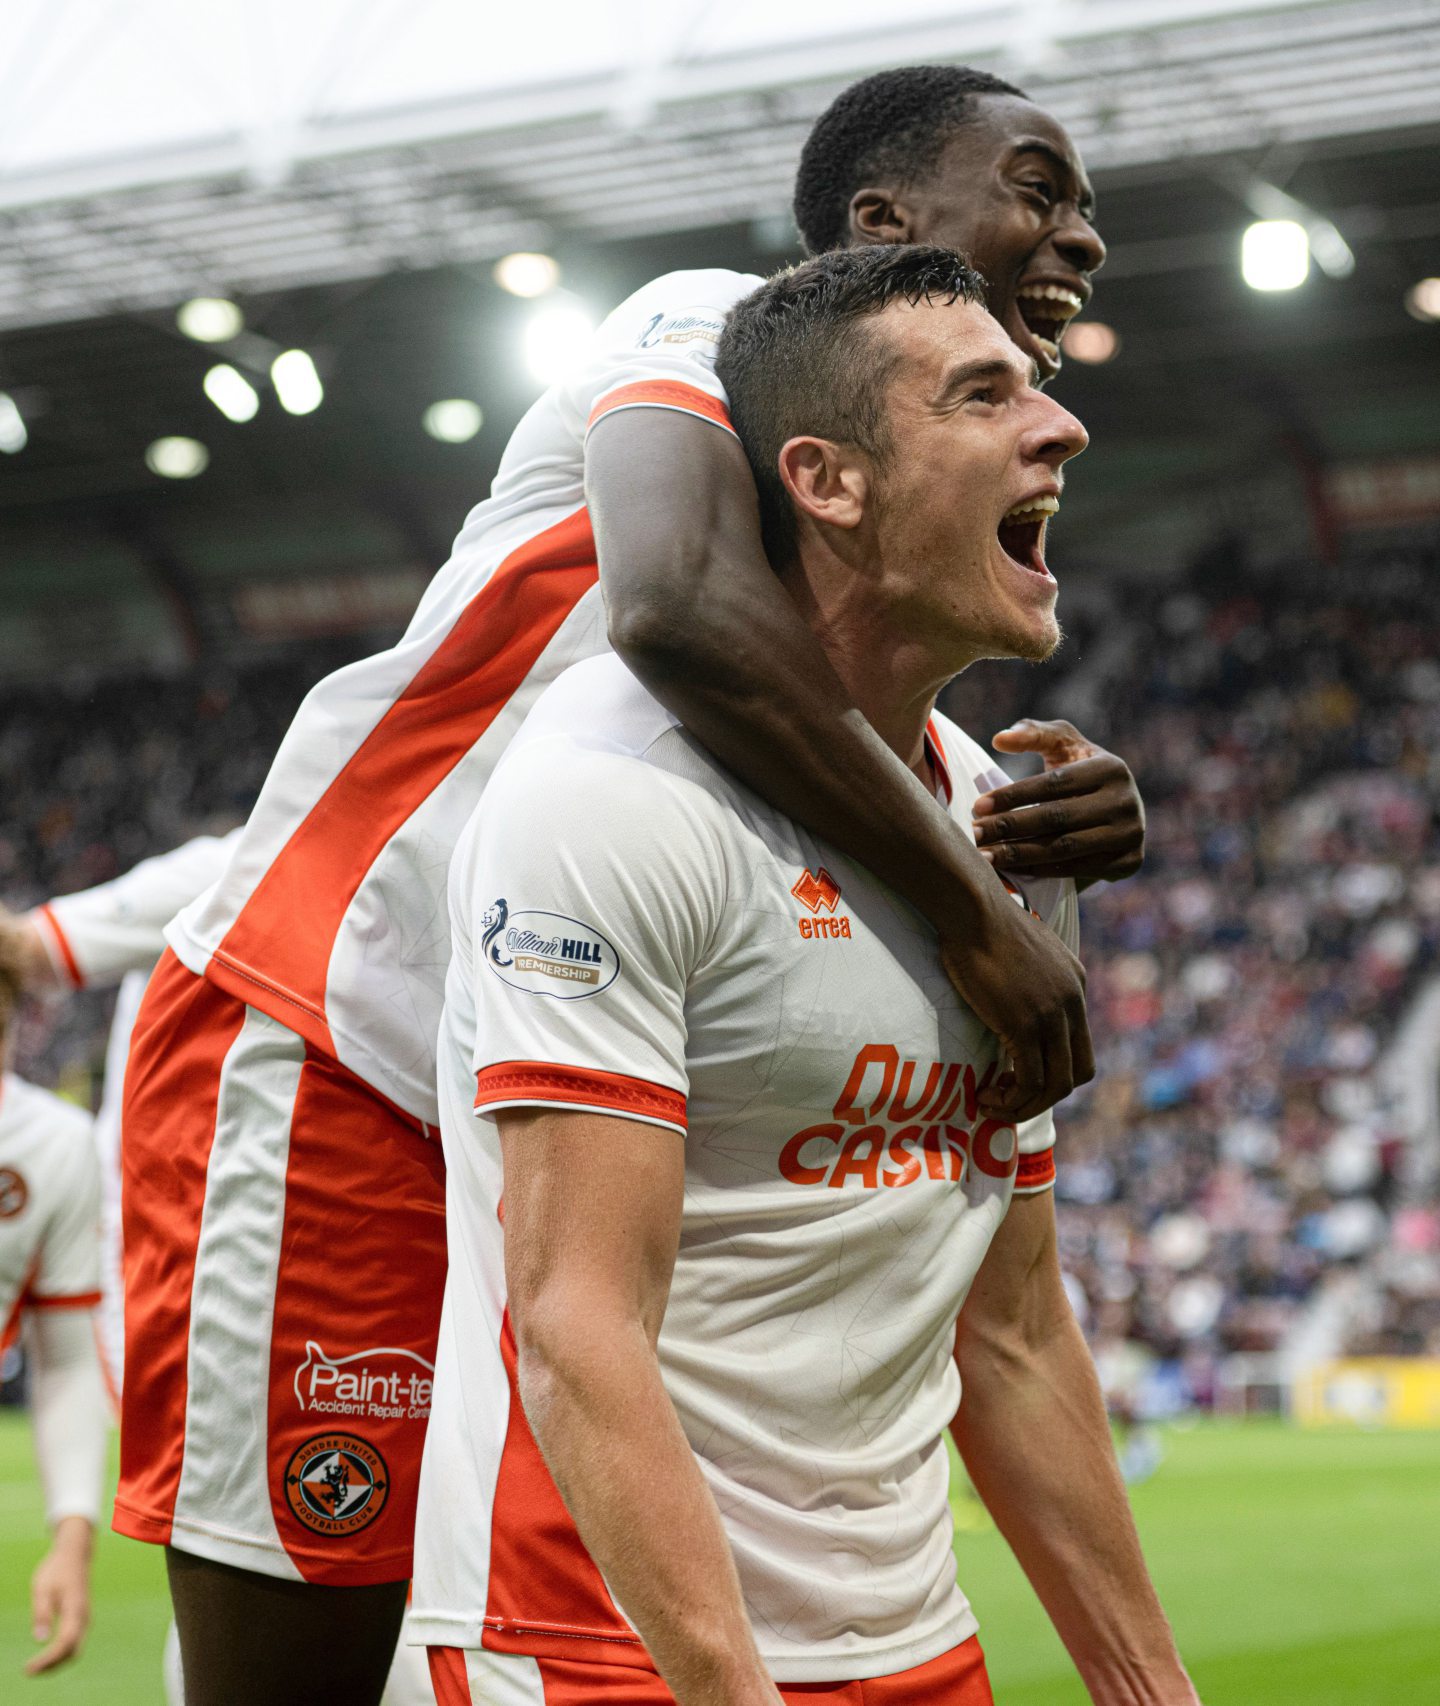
left=965, top=387, right=998, bottom=407
left=1023, top=178, right=1056, bottom=205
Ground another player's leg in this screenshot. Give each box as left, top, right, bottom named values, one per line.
left=167, top=1551, right=408, bottom=1706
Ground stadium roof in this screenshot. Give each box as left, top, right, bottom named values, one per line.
left=1, top=0, right=1437, bottom=330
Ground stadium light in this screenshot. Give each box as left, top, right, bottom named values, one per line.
left=271, top=349, right=324, bottom=415
left=145, top=436, right=209, bottom=478
left=1405, top=278, right=1440, bottom=322
left=423, top=399, right=483, bottom=442
left=0, top=391, right=26, bottom=454
left=177, top=296, right=244, bottom=342
left=523, top=301, right=595, bottom=387
left=203, top=363, right=261, bottom=422
left=494, top=252, right=560, bottom=298
left=1242, top=220, right=1309, bottom=292
left=1062, top=321, right=1120, bottom=364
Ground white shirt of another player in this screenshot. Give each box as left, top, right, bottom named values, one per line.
left=163, top=272, right=760, bottom=1124
left=29, top=830, right=242, bottom=1405
left=411, top=654, right=1076, bottom=1682
left=31, top=830, right=242, bottom=992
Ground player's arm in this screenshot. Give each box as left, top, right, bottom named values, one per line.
left=972, top=718, right=1145, bottom=890
left=588, top=410, right=1091, bottom=1122
left=499, top=1105, right=782, bottom=1706
left=12, top=829, right=241, bottom=994
left=950, top=1192, right=1198, bottom=1705
left=22, top=1306, right=105, bottom=1674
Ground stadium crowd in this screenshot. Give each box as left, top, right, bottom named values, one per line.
left=5, top=540, right=1439, bottom=1415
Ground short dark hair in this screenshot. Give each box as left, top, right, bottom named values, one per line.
left=715, top=244, right=985, bottom=565
left=793, top=65, right=1026, bottom=255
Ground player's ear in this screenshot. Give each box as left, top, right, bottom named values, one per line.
left=778, top=437, right=868, bottom=532
left=849, top=186, right=916, bottom=246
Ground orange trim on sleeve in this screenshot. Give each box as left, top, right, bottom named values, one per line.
left=474, top=1061, right=686, bottom=1130
left=36, top=903, right=85, bottom=989
left=1015, top=1150, right=1056, bottom=1191
left=587, top=380, right=735, bottom=438
left=26, top=1290, right=103, bottom=1311
left=924, top=719, right=953, bottom=806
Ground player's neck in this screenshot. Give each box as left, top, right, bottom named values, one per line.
left=780, top=557, right=948, bottom=792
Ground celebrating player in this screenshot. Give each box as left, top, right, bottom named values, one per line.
left=117, top=66, right=1137, bottom=1702
left=411, top=245, right=1195, bottom=1706
left=0, top=939, right=105, bottom=1678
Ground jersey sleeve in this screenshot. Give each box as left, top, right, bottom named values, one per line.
left=567, top=268, right=758, bottom=447
left=1013, top=879, right=1080, bottom=1196
left=34, top=829, right=241, bottom=989
left=464, top=741, right=726, bottom=1137
left=29, top=1113, right=101, bottom=1308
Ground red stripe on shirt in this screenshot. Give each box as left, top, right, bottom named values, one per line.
left=1015, top=1149, right=1056, bottom=1191
left=475, top=1062, right=687, bottom=1130
left=587, top=380, right=735, bottom=438
left=36, top=903, right=85, bottom=989
left=26, top=1290, right=103, bottom=1311
left=207, top=507, right=600, bottom=1056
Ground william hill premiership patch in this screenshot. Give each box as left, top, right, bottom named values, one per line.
left=283, top=1433, right=390, bottom=1538
left=481, top=899, right=620, bottom=1000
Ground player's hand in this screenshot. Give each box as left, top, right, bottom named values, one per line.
left=25, top=1516, right=92, bottom=1674
left=940, top=894, right=1094, bottom=1123
left=972, top=719, right=1145, bottom=887
left=0, top=902, right=57, bottom=991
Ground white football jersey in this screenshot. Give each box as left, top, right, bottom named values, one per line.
left=411, top=654, right=1075, bottom=1683
left=166, top=272, right=760, bottom=1123
left=0, top=1075, right=101, bottom=1350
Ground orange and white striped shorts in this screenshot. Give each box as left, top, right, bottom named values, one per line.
left=114, top=951, right=447, bottom=1586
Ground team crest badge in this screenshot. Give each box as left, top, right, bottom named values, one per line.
left=282, top=1433, right=389, bottom=1538
left=0, top=1167, right=28, bottom=1218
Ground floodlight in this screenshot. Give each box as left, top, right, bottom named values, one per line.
left=1405, top=278, right=1440, bottom=322
left=423, top=399, right=483, bottom=442
left=177, top=297, right=244, bottom=342
left=204, top=363, right=260, bottom=422
left=146, top=436, right=209, bottom=478
left=0, top=391, right=26, bottom=454
left=1063, top=322, right=1120, bottom=364
left=523, top=302, right=595, bottom=386
left=271, top=349, right=324, bottom=415
left=494, top=253, right=560, bottom=298
left=1241, top=220, right=1309, bottom=292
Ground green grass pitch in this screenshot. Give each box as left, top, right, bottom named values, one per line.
left=1, top=1411, right=1437, bottom=1701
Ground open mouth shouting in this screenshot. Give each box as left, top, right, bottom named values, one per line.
left=1012, top=281, right=1087, bottom=376
left=997, top=492, right=1059, bottom=581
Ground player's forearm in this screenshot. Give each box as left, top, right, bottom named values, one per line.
left=515, top=1305, right=780, bottom=1706
left=26, top=1312, right=107, bottom=1527
left=952, top=1309, right=1196, bottom=1705
left=613, top=559, right=1003, bottom=938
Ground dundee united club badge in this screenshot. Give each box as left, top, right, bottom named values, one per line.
left=283, top=1433, right=390, bottom=1538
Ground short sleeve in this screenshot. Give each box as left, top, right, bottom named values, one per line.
left=30, top=1115, right=101, bottom=1307
left=464, top=740, right=726, bottom=1137
left=37, top=829, right=241, bottom=989
left=566, top=268, right=759, bottom=447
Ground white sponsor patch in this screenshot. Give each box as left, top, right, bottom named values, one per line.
left=636, top=306, right=726, bottom=359
left=481, top=900, right=620, bottom=1000
left=293, top=1340, right=435, bottom=1422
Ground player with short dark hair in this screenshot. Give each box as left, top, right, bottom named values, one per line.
left=413, top=243, right=1196, bottom=1706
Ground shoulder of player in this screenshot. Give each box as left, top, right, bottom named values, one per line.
left=604, top=267, right=764, bottom=333
left=483, top=655, right=728, bottom=832
left=0, top=1074, right=95, bottom=1166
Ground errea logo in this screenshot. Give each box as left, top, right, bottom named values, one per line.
left=791, top=867, right=851, bottom=940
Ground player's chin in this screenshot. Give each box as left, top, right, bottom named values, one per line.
left=987, top=597, right=1062, bottom=664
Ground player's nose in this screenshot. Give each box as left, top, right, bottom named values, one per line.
left=1055, top=209, right=1106, bottom=276
left=1027, top=393, right=1089, bottom=468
